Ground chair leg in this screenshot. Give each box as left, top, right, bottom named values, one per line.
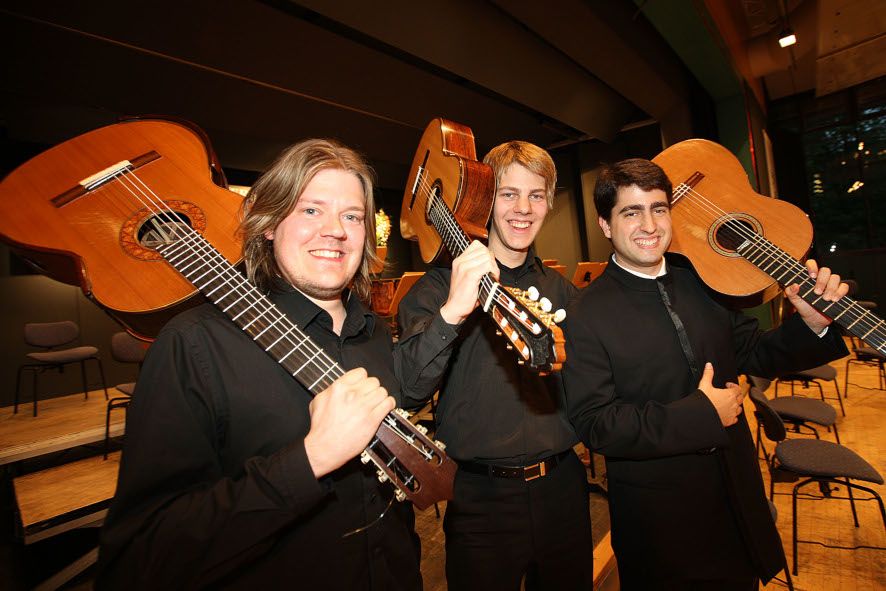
left=14, top=365, right=25, bottom=414
left=830, top=379, right=846, bottom=416
left=844, top=359, right=850, bottom=398
left=832, top=423, right=841, bottom=444
left=792, top=481, right=800, bottom=576
left=104, top=403, right=112, bottom=460
left=783, top=563, right=795, bottom=591
left=79, top=360, right=90, bottom=400
left=93, top=356, right=109, bottom=400
left=32, top=366, right=39, bottom=417
left=847, top=478, right=859, bottom=527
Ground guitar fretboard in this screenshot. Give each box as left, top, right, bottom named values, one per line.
left=736, top=233, right=886, bottom=355
left=426, top=190, right=499, bottom=309
left=158, top=232, right=345, bottom=393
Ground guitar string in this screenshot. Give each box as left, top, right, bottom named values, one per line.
left=111, top=169, right=346, bottom=389
left=672, top=183, right=884, bottom=342
left=675, top=183, right=883, bottom=342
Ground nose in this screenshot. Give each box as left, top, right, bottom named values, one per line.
left=320, top=215, right=346, bottom=238
left=513, top=194, right=531, bottom=214
left=639, top=210, right=656, bottom=233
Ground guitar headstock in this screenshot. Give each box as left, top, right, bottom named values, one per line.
left=488, top=285, right=566, bottom=374
left=360, top=408, right=456, bottom=510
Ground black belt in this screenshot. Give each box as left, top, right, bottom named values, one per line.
left=457, top=450, right=571, bottom=481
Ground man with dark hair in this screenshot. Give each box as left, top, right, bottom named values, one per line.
left=97, top=139, right=421, bottom=590
left=563, top=157, right=848, bottom=590
left=397, top=141, right=593, bottom=590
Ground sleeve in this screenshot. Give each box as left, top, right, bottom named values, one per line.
left=731, top=309, right=849, bottom=379
left=563, top=300, right=728, bottom=460
left=96, top=323, right=327, bottom=590
left=393, top=269, right=461, bottom=409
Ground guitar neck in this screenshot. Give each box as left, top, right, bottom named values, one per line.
left=427, top=192, right=500, bottom=309
left=737, top=235, right=886, bottom=354
left=158, top=232, right=343, bottom=393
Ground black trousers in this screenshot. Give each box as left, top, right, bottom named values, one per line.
left=443, top=451, right=594, bottom=591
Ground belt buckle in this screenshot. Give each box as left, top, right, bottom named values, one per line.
left=523, top=462, right=546, bottom=481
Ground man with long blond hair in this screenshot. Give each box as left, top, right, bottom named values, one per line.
left=397, top=141, right=593, bottom=590
left=98, top=139, right=421, bottom=590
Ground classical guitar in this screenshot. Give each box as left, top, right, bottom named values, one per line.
left=653, top=139, right=885, bottom=355
left=0, top=118, right=456, bottom=509
left=0, top=118, right=242, bottom=339
left=401, top=118, right=566, bottom=373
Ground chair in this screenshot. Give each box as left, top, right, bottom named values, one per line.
left=104, top=332, right=149, bottom=458
left=570, top=262, right=607, bottom=289
left=748, top=386, right=885, bottom=575
left=747, top=376, right=841, bottom=462
left=384, top=272, right=425, bottom=338
left=774, top=363, right=846, bottom=416
left=15, top=321, right=107, bottom=417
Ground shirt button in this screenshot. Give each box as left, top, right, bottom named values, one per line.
left=441, top=335, right=447, bottom=341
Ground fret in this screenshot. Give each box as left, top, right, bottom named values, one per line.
left=736, top=232, right=886, bottom=355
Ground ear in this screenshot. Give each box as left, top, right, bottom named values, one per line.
left=264, top=229, right=275, bottom=241
left=598, top=216, right=612, bottom=239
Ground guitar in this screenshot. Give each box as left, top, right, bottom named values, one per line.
left=401, top=118, right=566, bottom=373
left=0, top=118, right=456, bottom=509
left=653, top=139, right=885, bottom=355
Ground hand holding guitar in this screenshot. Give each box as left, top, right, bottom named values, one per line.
left=304, top=368, right=397, bottom=478
left=440, top=240, right=500, bottom=325
left=784, top=259, right=849, bottom=335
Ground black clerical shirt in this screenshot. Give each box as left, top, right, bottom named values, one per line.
left=97, top=287, right=421, bottom=590
left=396, top=249, right=578, bottom=465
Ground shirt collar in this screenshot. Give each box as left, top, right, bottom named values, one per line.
left=610, top=254, right=667, bottom=279
left=269, top=281, right=375, bottom=338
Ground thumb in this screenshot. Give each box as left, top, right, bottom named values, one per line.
left=697, top=362, right=714, bottom=388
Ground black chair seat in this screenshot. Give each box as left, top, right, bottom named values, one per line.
left=781, top=364, right=837, bottom=381
left=776, top=439, right=884, bottom=484
left=767, top=397, right=837, bottom=426
left=855, top=345, right=885, bottom=362
left=26, top=346, right=99, bottom=364
left=115, top=382, right=136, bottom=396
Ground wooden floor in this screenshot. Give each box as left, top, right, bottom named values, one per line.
left=0, top=390, right=124, bottom=465
left=753, top=350, right=886, bottom=591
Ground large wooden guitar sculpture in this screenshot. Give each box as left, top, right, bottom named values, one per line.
left=0, top=118, right=456, bottom=509
left=401, top=118, right=566, bottom=373
left=654, top=139, right=885, bottom=355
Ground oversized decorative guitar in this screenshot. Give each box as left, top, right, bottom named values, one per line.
left=0, top=118, right=456, bottom=509
left=653, top=139, right=885, bottom=355
left=401, top=118, right=566, bottom=373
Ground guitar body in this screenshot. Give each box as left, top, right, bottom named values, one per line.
left=653, top=139, right=813, bottom=305
left=0, top=119, right=243, bottom=338
left=400, top=118, right=495, bottom=263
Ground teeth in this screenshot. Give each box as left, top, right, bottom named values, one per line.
left=635, top=238, right=658, bottom=246
left=510, top=221, right=530, bottom=229
left=310, top=250, right=343, bottom=259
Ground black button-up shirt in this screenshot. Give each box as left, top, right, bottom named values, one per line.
left=97, top=287, right=421, bottom=590
left=396, top=249, right=579, bottom=464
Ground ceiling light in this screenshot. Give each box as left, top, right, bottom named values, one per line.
left=778, top=28, right=797, bottom=48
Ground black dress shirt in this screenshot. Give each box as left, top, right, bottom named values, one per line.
left=96, top=286, right=421, bottom=590
left=396, top=248, right=579, bottom=464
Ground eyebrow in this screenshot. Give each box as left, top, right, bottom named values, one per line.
left=299, top=197, right=365, bottom=212
left=617, top=201, right=669, bottom=214
left=497, top=185, right=545, bottom=194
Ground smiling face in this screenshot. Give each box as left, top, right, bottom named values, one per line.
left=487, top=163, right=550, bottom=267
left=264, top=168, right=366, bottom=303
left=598, top=184, right=672, bottom=274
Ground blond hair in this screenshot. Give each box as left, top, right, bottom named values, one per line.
left=482, top=141, right=557, bottom=208
left=239, top=139, right=379, bottom=300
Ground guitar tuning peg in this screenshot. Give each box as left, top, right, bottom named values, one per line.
left=527, top=286, right=540, bottom=301
left=517, top=360, right=525, bottom=366
left=360, top=451, right=372, bottom=465
left=495, top=330, right=503, bottom=336
left=377, top=470, right=389, bottom=483
left=553, top=309, right=566, bottom=323
left=395, top=489, right=407, bottom=502
left=539, top=297, right=552, bottom=312
left=434, top=439, right=447, bottom=451
left=416, top=424, right=428, bottom=435
left=506, top=343, right=513, bottom=350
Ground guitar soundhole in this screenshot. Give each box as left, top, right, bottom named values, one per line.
left=120, top=200, right=207, bottom=261
left=138, top=213, right=193, bottom=247
left=709, top=213, right=762, bottom=257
